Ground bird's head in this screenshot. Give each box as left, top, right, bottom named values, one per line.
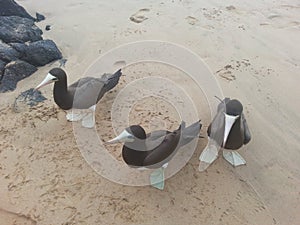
left=106, top=125, right=146, bottom=144
left=225, top=99, right=243, bottom=116
left=35, top=68, right=66, bottom=90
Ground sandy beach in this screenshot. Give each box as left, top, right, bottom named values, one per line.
left=0, top=0, right=300, bottom=224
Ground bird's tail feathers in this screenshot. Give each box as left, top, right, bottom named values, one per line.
left=103, top=69, right=122, bottom=92
left=179, top=121, right=186, bottom=130
left=179, top=120, right=202, bottom=147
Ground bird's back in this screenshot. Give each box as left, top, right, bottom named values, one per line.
left=122, top=126, right=182, bottom=168
left=68, top=69, right=122, bottom=109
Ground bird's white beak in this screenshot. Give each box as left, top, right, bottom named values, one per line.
left=35, top=73, right=57, bottom=90
left=106, top=130, right=134, bottom=144
left=223, top=113, right=239, bottom=146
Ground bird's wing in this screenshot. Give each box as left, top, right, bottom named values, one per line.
left=179, top=120, right=202, bottom=147
left=144, top=130, right=170, bottom=151
left=69, top=77, right=96, bottom=88
left=217, top=97, right=230, bottom=112
left=207, top=123, right=211, bottom=136
left=146, top=130, right=170, bottom=140
left=241, top=113, right=251, bottom=144
left=70, top=78, right=105, bottom=108
left=145, top=122, right=182, bottom=150
left=208, top=97, right=227, bottom=137
left=143, top=128, right=181, bottom=167
left=207, top=110, right=225, bottom=147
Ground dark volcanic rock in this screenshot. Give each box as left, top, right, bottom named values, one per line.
left=13, top=88, right=47, bottom=112
left=0, top=40, right=20, bottom=62
left=0, top=0, right=34, bottom=20
left=36, top=12, right=46, bottom=22
left=0, top=16, right=43, bottom=43
left=0, top=60, right=37, bottom=92
left=9, top=42, right=27, bottom=53
left=0, top=60, right=5, bottom=72
left=0, top=59, right=5, bottom=81
left=10, top=40, right=62, bottom=66
left=45, top=25, right=51, bottom=31
left=0, top=0, right=63, bottom=93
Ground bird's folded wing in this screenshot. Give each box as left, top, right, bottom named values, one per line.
left=146, top=130, right=170, bottom=140
left=143, top=133, right=180, bottom=166
left=217, top=97, right=230, bottom=112
left=71, top=79, right=105, bottom=106
left=69, top=77, right=96, bottom=88
left=241, top=113, right=251, bottom=144
left=208, top=110, right=225, bottom=147
left=145, top=130, right=169, bottom=151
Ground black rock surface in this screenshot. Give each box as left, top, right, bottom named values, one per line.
left=0, top=60, right=37, bottom=92
left=11, top=40, right=62, bottom=66
left=36, top=12, right=46, bottom=22
left=0, top=16, right=43, bottom=43
left=0, top=40, right=20, bottom=62
left=0, top=0, right=35, bottom=20
left=0, top=59, right=5, bottom=81
left=0, top=0, right=63, bottom=93
left=0, top=59, right=5, bottom=71
left=45, top=25, right=51, bottom=31
left=14, top=88, right=47, bottom=108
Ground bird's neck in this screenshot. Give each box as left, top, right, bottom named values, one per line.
left=53, top=79, right=72, bottom=110
left=53, top=79, right=68, bottom=94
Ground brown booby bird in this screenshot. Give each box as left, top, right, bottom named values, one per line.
left=107, top=121, right=201, bottom=189
left=35, top=68, right=122, bottom=128
left=199, top=98, right=251, bottom=170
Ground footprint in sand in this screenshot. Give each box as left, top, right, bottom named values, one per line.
left=268, top=14, right=281, bottom=20
left=216, top=65, right=236, bottom=82
left=113, top=60, right=126, bottom=67
left=286, top=21, right=300, bottom=27
left=185, top=16, right=199, bottom=25
left=226, top=5, right=236, bottom=10
left=130, top=8, right=150, bottom=24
